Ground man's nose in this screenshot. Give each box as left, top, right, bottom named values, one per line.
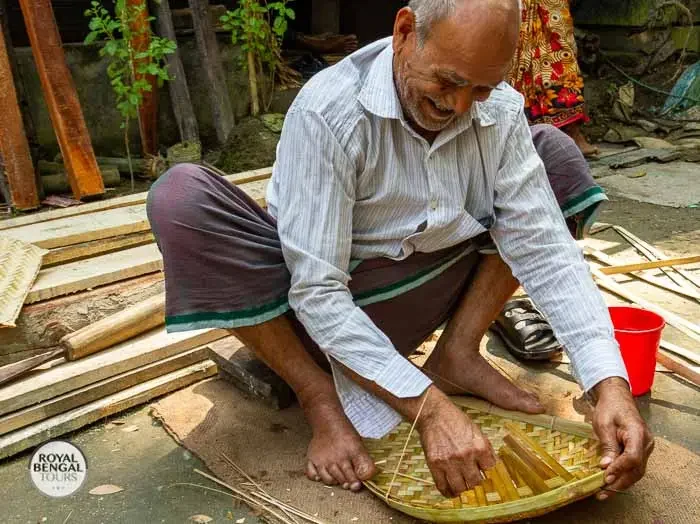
left=452, top=86, right=473, bottom=115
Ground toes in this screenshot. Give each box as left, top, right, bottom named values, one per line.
left=306, top=461, right=321, bottom=482
left=340, top=461, right=361, bottom=491
left=328, top=463, right=348, bottom=486
left=352, top=452, right=377, bottom=482
left=318, top=466, right=337, bottom=485
left=521, top=392, right=545, bottom=414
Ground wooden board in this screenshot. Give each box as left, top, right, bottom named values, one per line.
left=208, top=337, right=295, bottom=409
left=0, top=167, right=271, bottom=231
left=1, top=273, right=164, bottom=362
left=153, top=0, right=199, bottom=142
left=0, top=16, right=38, bottom=210
left=26, top=243, right=163, bottom=304
left=18, top=0, right=105, bottom=200
left=0, top=360, right=217, bottom=460
left=3, top=204, right=150, bottom=249
left=43, top=231, right=155, bottom=267
left=0, top=327, right=226, bottom=416
left=0, top=346, right=210, bottom=436
left=188, top=0, right=234, bottom=144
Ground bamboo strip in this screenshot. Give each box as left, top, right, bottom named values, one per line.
left=503, top=423, right=575, bottom=481
left=584, top=247, right=700, bottom=302
left=656, top=349, right=700, bottom=386
left=503, top=434, right=557, bottom=480
left=597, top=255, right=700, bottom=275
left=613, top=225, right=700, bottom=290
left=485, top=462, right=514, bottom=502
left=592, top=267, right=700, bottom=341
left=495, top=460, right=520, bottom=500
left=474, top=485, right=487, bottom=506
left=498, top=446, right=550, bottom=495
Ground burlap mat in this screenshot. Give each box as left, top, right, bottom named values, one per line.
left=152, top=377, right=699, bottom=524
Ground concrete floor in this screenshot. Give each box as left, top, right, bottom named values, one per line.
left=0, top=187, right=697, bottom=523
left=0, top=406, right=261, bottom=524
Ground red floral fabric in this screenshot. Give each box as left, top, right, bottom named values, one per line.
left=507, top=0, right=586, bottom=127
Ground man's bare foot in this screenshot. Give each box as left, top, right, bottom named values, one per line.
left=563, top=121, right=599, bottom=157
left=423, top=350, right=545, bottom=414
left=300, top=388, right=376, bottom=491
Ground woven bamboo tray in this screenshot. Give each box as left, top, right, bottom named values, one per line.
left=363, top=397, right=605, bottom=523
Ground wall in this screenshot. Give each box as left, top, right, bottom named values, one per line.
left=14, top=36, right=256, bottom=157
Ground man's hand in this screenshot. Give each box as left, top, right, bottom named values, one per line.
left=417, top=388, right=496, bottom=497
left=591, top=377, right=655, bottom=500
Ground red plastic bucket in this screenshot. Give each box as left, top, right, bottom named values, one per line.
left=608, top=306, right=665, bottom=396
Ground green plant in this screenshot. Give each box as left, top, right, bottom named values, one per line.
left=84, top=0, right=176, bottom=190
left=220, top=0, right=295, bottom=116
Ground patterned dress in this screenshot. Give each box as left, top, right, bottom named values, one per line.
left=507, top=0, right=587, bottom=127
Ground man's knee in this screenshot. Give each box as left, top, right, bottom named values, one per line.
left=530, top=123, right=573, bottom=151
left=148, top=163, right=212, bottom=234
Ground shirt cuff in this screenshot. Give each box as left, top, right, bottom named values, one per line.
left=373, top=352, right=433, bottom=398
left=570, top=339, right=630, bottom=392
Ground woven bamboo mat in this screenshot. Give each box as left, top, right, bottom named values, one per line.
left=153, top=378, right=699, bottom=524
left=0, top=236, right=46, bottom=328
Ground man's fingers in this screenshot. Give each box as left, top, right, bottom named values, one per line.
left=445, top=469, right=468, bottom=497
left=596, top=421, right=621, bottom=469
left=432, top=469, right=450, bottom=498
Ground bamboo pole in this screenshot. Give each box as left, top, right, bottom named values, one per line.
left=18, top=0, right=105, bottom=200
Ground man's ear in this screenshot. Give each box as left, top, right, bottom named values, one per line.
left=393, top=7, right=417, bottom=53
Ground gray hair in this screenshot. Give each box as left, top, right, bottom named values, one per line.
left=408, top=0, right=521, bottom=45
left=408, top=0, right=457, bottom=45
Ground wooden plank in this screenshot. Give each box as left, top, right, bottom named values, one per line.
left=1, top=272, right=164, bottom=361
left=659, top=340, right=700, bottom=366
left=0, top=326, right=226, bottom=416
left=0, top=360, right=217, bottom=460
left=208, top=337, right=295, bottom=409
left=3, top=204, right=149, bottom=249
left=43, top=231, right=155, bottom=267
left=656, top=348, right=700, bottom=387
left=128, top=0, right=158, bottom=155
left=188, top=0, right=234, bottom=144
left=0, top=167, right=272, bottom=231
left=26, top=243, right=163, bottom=304
left=152, top=0, right=199, bottom=142
left=598, top=255, right=700, bottom=275
left=18, top=0, right=105, bottom=200
left=0, top=13, right=38, bottom=210
left=0, top=346, right=210, bottom=436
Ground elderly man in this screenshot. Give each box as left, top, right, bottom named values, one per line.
left=148, top=0, right=653, bottom=500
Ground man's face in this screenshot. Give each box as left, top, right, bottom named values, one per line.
left=392, top=6, right=517, bottom=134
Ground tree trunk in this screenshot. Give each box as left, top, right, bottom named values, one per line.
left=151, top=0, right=200, bottom=143
left=188, top=0, right=235, bottom=144
left=18, top=0, right=105, bottom=201
left=247, top=50, right=260, bottom=116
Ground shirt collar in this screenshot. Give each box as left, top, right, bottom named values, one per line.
left=358, top=40, right=496, bottom=130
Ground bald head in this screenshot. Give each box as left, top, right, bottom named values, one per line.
left=409, top=0, right=520, bottom=46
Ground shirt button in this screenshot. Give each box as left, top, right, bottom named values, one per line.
left=430, top=199, right=438, bottom=210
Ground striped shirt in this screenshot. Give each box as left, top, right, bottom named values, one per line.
left=267, top=38, right=628, bottom=438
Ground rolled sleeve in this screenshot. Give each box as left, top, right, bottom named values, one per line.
left=490, top=109, right=629, bottom=392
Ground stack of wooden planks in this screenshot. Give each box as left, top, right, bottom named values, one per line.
left=0, top=166, right=274, bottom=459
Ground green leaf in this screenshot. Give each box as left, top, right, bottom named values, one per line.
left=286, top=8, right=296, bottom=20
left=84, top=31, right=98, bottom=45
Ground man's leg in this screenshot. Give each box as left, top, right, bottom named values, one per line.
left=423, top=254, right=545, bottom=413
left=232, top=319, right=376, bottom=491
